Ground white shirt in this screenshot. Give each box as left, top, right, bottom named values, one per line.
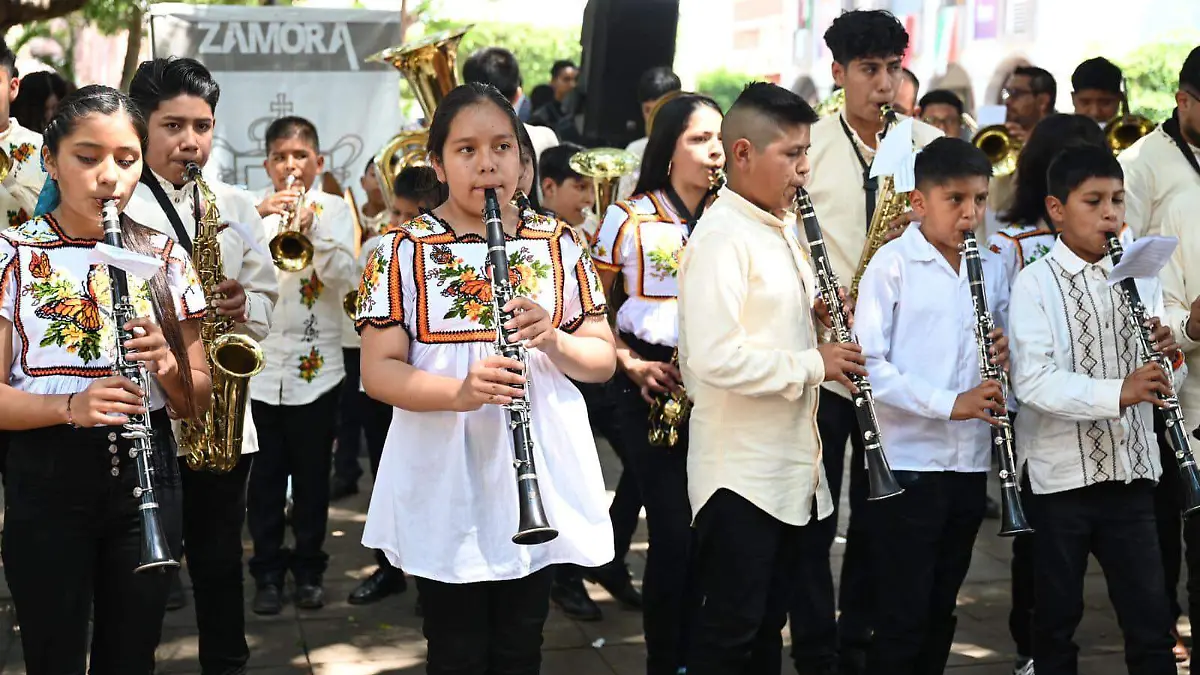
left=617, top=136, right=649, bottom=203
left=0, top=119, right=47, bottom=231
left=987, top=222, right=1057, bottom=294
left=854, top=224, right=1006, bottom=473
left=1009, top=238, right=1181, bottom=494
left=250, top=187, right=357, bottom=406
left=679, top=188, right=832, bottom=526
left=1158, top=191, right=1200, bottom=431
left=525, top=123, right=558, bottom=163
left=1119, top=125, right=1200, bottom=237
left=354, top=211, right=614, bottom=583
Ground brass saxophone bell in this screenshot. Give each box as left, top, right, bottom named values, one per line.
left=343, top=289, right=358, bottom=320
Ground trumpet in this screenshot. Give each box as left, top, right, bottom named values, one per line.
left=972, top=124, right=1021, bottom=177
left=269, top=175, right=315, bottom=272
left=1104, top=98, right=1156, bottom=155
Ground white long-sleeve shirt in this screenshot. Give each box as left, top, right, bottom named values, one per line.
left=854, top=224, right=1007, bottom=473
left=1119, top=125, right=1200, bottom=237
left=678, top=187, right=832, bottom=527
left=0, top=119, right=47, bottom=231
left=1158, top=191, right=1200, bottom=431
left=1010, top=238, right=1184, bottom=494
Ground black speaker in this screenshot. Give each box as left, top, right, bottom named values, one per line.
left=579, top=0, right=680, bottom=149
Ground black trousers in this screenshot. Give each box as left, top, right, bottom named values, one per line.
left=1008, top=471, right=1035, bottom=659
left=1153, top=416, right=1200, bottom=634
left=333, top=347, right=365, bottom=486
left=791, top=392, right=868, bottom=667
left=180, top=452, right=254, bottom=675
left=247, top=385, right=341, bottom=585
left=1031, top=480, right=1176, bottom=675
left=362, top=393, right=398, bottom=571
left=2, top=411, right=183, bottom=675
left=416, top=569, right=554, bottom=675
left=689, top=489, right=827, bottom=675
left=866, top=471, right=985, bottom=675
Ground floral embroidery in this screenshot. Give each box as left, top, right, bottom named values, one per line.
left=299, top=271, right=324, bottom=309
left=646, top=239, right=683, bottom=281
left=988, top=243, right=1003, bottom=255
left=28, top=251, right=49, bottom=279
left=357, top=247, right=385, bottom=315
left=29, top=265, right=105, bottom=362
left=298, top=346, right=324, bottom=382
left=9, top=219, right=59, bottom=243
left=592, top=243, right=609, bottom=260
left=8, top=208, right=27, bottom=229
left=426, top=244, right=550, bottom=329
left=1024, top=242, right=1052, bottom=267
left=10, top=143, right=34, bottom=164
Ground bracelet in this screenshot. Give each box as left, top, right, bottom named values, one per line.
left=66, top=392, right=79, bottom=429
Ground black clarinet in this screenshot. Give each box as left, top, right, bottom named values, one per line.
left=962, top=230, right=1033, bottom=536
left=1106, top=232, right=1200, bottom=516
left=483, top=188, right=558, bottom=545
left=101, top=199, right=180, bottom=572
left=795, top=188, right=902, bottom=500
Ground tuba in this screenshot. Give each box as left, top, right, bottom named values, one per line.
left=269, top=175, right=315, bottom=272
left=569, top=147, right=641, bottom=223
left=850, top=106, right=910, bottom=300
left=179, top=163, right=266, bottom=474
left=1104, top=98, right=1156, bottom=155
left=368, top=26, right=471, bottom=193
left=972, top=124, right=1021, bottom=177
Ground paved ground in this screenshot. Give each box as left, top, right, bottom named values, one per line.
left=0, top=435, right=1191, bottom=674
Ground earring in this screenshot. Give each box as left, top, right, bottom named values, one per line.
left=667, top=160, right=673, bottom=175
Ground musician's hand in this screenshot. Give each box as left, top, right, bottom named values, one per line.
left=818, top=342, right=867, bottom=394
left=455, top=355, right=526, bottom=412
left=503, top=297, right=555, bottom=349
left=297, top=205, right=316, bottom=234
left=1147, top=316, right=1180, bottom=357
left=814, top=287, right=854, bottom=330
left=211, top=278, right=248, bottom=322
left=882, top=211, right=915, bottom=242
left=72, top=375, right=146, bottom=426
left=256, top=189, right=300, bottom=218
left=1004, top=122, right=1030, bottom=144
left=951, top=380, right=1006, bottom=425
left=987, top=327, right=1010, bottom=372
left=1121, top=362, right=1171, bottom=410
left=123, top=317, right=177, bottom=378
left=1186, top=296, right=1200, bottom=341
left=625, top=359, right=682, bottom=403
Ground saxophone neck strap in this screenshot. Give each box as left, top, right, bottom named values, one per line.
left=838, top=115, right=879, bottom=231
left=139, top=164, right=194, bottom=255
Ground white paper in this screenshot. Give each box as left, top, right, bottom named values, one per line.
left=893, top=152, right=918, bottom=193
left=869, top=117, right=915, bottom=181
left=976, top=105, right=1007, bottom=128
left=1108, top=235, right=1178, bottom=286
left=89, top=242, right=166, bottom=280
left=224, top=220, right=269, bottom=258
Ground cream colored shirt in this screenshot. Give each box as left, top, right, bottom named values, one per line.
left=806, top=111, right=942, bottom=399
left=1159, top=191, right=1200, bottom=430
left=0, top=119, right=46, bottom=231
left=1120, top=126, right=1200, bottom=237
left=678, top=187, right=832, bottom=527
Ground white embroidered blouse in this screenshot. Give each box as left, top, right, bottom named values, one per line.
left=0, top=215, right=206, bottom=410
left=0, top=120, right=47, bottom=231
left=354, top=211, right=614, bottom=583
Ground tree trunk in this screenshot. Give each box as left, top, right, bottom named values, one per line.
left=0, top=0, right=89, bottom=33
left=118, top=6, right=144, bottom=91
left=398, top=0, right=409, bottom=44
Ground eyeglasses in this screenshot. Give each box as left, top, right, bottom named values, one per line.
left=1001, top=88, right=1033, bottom=102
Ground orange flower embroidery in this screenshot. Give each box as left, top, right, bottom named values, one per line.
left=8, top=208, right=27, bottom=228
left=10, top=143, right=34, bottom=164
left=29, top=251, right=50, bottom=279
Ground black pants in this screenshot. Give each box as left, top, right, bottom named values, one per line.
left=866, top=471, right=985, bottom=675
left=362, top=393, right=398, bottom=571
left=333, top=347, right=364, bottom=486
left=577, top=377, right=641, bottom=563
left=1153, top=416, right=1200, bottom=635
left=416, top=569, right=554, bottom=675
left=247, top=385, right=341, bottom=586
left=1031, top=480, right=1176, bottom=675
left=1008, top=471, right=1035, bottom=659
left=2, top=412, right=183, bottom=675
left=791, top=392, right=867, bottom=668
left=180, top=453, right=254, bottom=675
left=689, top=489, right=828, bottom=675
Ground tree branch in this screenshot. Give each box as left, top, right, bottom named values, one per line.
left=0, top=0, right=90, bottom=32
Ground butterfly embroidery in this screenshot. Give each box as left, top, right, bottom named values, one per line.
left=35, top=265, right=102, bottom=332
left=28, top=251, right=50, bottom=279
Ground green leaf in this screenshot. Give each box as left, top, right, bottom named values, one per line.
left=696, top=68, right=756, bottom=113
left=1119, top=39, right=1200, bottom=122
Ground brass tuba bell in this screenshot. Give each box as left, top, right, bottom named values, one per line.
left=569, top=147, right=641, bottom=222
left=1104, top=98, right=1156, bottom=155
left=0, top=148, right=11, bottom=184
left=814, top=88, right=846, bottom=117
left=972, top=124, right=1021, bottom=177
left=367, top=26, right=471, bottom=192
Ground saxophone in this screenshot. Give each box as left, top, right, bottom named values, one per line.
left=849, top=105, right=910, bottom=300
left=178, top=162, right=266, bottom=473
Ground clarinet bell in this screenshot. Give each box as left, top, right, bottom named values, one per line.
left=998, top=486, right=1034, bottom=537
left=513, top=492, right=558, bottom=546
left=136, top=507, right=180, bottom=573
left=1179, top=457, right=1200, bottom=519
left=865, top=447, right=904, bottom=500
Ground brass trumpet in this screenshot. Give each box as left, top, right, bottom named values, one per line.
left=269, top=175, right=315, bottom=272
left=972, top=124, right=1021, bottom=177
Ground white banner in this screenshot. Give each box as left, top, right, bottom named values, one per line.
left=148, top=3, right=406, bottom=194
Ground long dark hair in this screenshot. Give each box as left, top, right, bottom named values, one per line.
left=12, top=70, right=68, bottom=133
left=516, top=122, right=541, bottom=211
left=632, top=94, right=722, bottom=197
left=43, top=85, right=196, bottom=415
left=1001, top=113, right=1107, bottom=228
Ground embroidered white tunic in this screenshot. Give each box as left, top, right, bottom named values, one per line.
left=0, top=119, right=47, bottom=231
left=591, top=190, right=689, bottom=347
left=0, top=215, right=206, bottom=410
left=354, top=211, right=614, bottom=583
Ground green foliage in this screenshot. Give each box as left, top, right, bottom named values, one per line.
left=1120, top=41, right=1196, bottom=122
left=696, top=68, right=755, bottom=112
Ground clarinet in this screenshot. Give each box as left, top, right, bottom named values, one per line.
left=794, top=188, right=902, bottom=500
left=962, top=230, right=1033, bottom=536
left=1106, top=232, right=1200, bottom=516
left=483, top=188, right=558, bottom=545
left=101, top=199, right=180, bottom=572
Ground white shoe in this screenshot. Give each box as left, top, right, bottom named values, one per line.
left=1012, top=659, right=1035, bottom=675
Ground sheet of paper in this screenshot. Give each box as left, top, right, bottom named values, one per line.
left=975, top=105, right=1007, bottom=128
left=224, top=220, right=270, bottom=258
left=869, top=117, right=915, bottom=181
left=1108, top=235, right=1178, bottom=285
left=89, top=242, right=166, bottom=280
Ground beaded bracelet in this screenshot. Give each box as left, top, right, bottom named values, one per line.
left=66, top=392, right=79, bottom=428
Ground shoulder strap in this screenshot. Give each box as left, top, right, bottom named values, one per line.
left=139, top=165, right=194, bottom=255
left=1162, top=110, right=1200, bottom=180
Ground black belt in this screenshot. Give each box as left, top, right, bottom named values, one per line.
left=619, top=331, right=675, bottom=364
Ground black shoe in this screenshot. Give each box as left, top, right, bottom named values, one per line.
left=550, top=577, right=602, bottom=621
left=330, top=479, right=359, bottom=501
left=295, top=583, right=325, bottom=610
left=584, top=562, right=642, bottom=610
left=252, top=584, right=283, bottom=615
left=984, top=495, right=1002, bottom=520
left=165, top=572, right=187, bottom=611
left=348, top=567, right=407, bottom=605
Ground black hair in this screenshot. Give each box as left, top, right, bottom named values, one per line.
left=515, top=122, right=541, bottom=211
left=1072, top=57, right=1122, bottom=94
left=823, top=9, right=909, bottom=65
left=426, top=82, right=522, bottom=163
left=529, top=84, right=554, bottom=112
left=12, top=70, right=69, bottom=133
left=725, top=81, right=818, bottom=145
left=462, top=47, right=521, bottom=101
left=539, top=142, right=586, bottom=184
left=638, top=67, right=682, bottom=104
left=633, top=93, right=723, bottom=196
left=128, top=58, right=221, bottom=120
left=1180, top=46, right=1200, bottom=91
left=913, top=137, right=992, bottom=190
left=1002, top=113, right=1106, bottom=227
left=392, top=165, right=446, bottom=207
left=551, top=60, right=577, bottom=79
left=1012, top=66, right=1057, bottom=102
left=0, top=38, right=17, bottom=79
left=44, top=85, right=196, bottom=415
left=918, top=89, right=964, bottom=116
left=1046, top=144, right=1123, bottom=206
left=264, top=115, right=320, bottom=152
left=902, top=67, right=920, bottom=92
